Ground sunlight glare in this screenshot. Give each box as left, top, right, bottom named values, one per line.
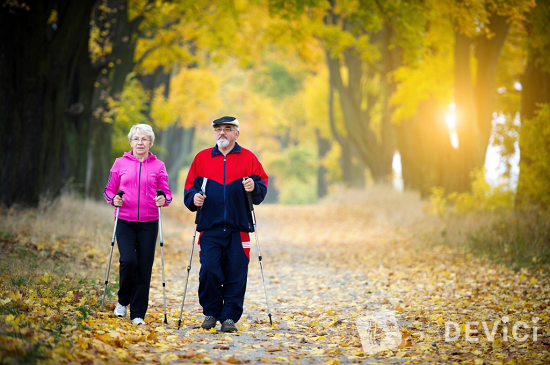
left=445, top=103, right=459, bottom=149
left=445, top=112, right=456, bottom=130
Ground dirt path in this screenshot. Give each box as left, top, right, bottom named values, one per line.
left=127, top=201, right=548, bottom=364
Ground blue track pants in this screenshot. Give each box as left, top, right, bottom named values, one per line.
left=198, top=230, right=250, bottom=323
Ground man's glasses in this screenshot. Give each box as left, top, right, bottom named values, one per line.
left=131, top=138, right=151, bottom=143
left=214, top=127, right=236, bottom=133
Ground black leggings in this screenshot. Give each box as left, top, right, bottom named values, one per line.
left=115, top=219, right=158, bottom=320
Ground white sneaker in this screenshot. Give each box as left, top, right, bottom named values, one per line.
left=132, top=318, right=146, bottom=325
left=114, top=303, right=127, bottom=317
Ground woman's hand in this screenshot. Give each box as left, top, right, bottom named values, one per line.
left=154, top=195, right=166, bottom=207
left=113, top=195, right=124, bottom=207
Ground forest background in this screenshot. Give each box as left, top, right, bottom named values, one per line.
left=1, top=0, right=550, bottom=266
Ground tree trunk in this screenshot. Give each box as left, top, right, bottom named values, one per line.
left=315, top=129, right=330, bottom=198
left=453, top=13, right=509, bottom=192
left=379, top=24, right=399, bottom=183
left=0, top=0, right=97, bottom=207
left=326, top=51, right=382, bottom=180
left=85, top=0, right=148, bottom=199
left=516, top=50, right=550, bottom=205
left=326, top=79, right=366, bottom=187
left=395, top=97, right=458, bottom=197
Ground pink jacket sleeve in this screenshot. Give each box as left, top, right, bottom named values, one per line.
left=103, top=159, right=121, bottom=206
left=157, top=162, right=172, bottom=207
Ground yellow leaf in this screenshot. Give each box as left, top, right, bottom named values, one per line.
left=78, top=339, right=89, bottom=349
left=530, top=277, right=537, bottom=285
left=161, top=353, right=179, bottom=365
left=116, top=348, right=131, bottom=362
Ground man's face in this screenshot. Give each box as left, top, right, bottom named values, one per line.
left=215, top=124, right=239, bottom=148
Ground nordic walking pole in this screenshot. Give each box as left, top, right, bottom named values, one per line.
left=100, top=190, right=125, bottom=312
left=177, top=178, right=208, bottom=328
left=157, top=189, right=168, bottom=324
left=244, top=177, right=273, bottom=326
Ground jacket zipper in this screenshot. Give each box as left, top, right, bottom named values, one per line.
left=223, top=155, right=227, bottom=231
left=137, top=162, right=142, bottom=222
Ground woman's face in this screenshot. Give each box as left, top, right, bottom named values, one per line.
left=130, top=132, right=152, bottom=157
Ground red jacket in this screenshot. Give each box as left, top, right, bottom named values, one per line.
left=184, top=143, right=268, bottom=232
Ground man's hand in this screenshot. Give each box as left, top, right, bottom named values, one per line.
left=113, top=195, right=124, bottom=207
left=153, top=195, right=165, bottom=207
left=194, top=192, right=206, bottom=207
left=242, top=177, right=255, bottom=192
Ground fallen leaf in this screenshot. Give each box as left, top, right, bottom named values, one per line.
left=226, top=355, right=242, bottom=364
left=213, top=344, right=230, bottom=350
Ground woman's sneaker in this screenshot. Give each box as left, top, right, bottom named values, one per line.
left=220, top=319, right=238, bottom=332
left=131, top=318, right=146, bottom=325
left=201, top=316, right=217, bottom=330
left=114, top=303, right=127, bottom=317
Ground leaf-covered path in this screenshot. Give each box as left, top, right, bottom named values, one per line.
left=109, top=199, right=549, bottom=364
left=1, top=193, right=549, bottom=364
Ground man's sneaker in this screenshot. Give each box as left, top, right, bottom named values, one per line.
left=201, top=316, right=217, bottom=330
left=131, top=318, right=146, bottom=325
left=114, top=303, right=127, bottom=317
left=220, top=319, right=238, bottom=332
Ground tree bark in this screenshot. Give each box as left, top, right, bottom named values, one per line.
left=85, top=0, right=149, bottom=199
left=516, top=23, right=550, bottom=206
left=395, top=97, right=457, bottom=197
left=315, top=129, right=330, bottom=198
left=453, top=13, right=509, bottom=192
left=0, top=0, right=98, bottom=206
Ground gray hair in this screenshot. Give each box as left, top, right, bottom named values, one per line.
left=128, top=124, right=155, bottom=144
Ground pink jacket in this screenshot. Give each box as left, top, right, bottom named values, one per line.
left=103, top=151, right=172, bottom=222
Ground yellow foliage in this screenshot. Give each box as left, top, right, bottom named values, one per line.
left=47, top=9, right=58, bottom=25
left=426, top=186, right=447, bottom=216
left=427, top=169, right=514, bottom=216
left=169, top=68, right=222, bottom=128
left=391, top=0, right=454, bottom=122
left=151, top=85, right=177, bottom=130
left=451, top=169, right=513, bottom=214
left=518, top=104, right=550, bottom=209
left=322, top=142, right=343, bottom=182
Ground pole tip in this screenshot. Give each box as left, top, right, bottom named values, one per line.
left=177, top=320, right=181, bottom=328
left=268, top=313, right=273, bottom=326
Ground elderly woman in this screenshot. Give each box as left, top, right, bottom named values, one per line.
left=103, top=124, right=172, bottom=325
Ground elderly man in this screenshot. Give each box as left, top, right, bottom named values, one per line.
left=183, top=116, right=268, bottom=332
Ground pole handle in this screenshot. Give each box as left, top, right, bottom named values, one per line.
left=243, top=177, right=254, bottom=212
left=156, top=189, right=166, bottom=198
left=117, top=190, right=125, bottom=198
left=195, top=192, right=204, bottom=224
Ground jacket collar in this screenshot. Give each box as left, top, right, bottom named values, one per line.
left=123, top=151, right=156, bottom=161
left=211, top=142, right=241, bottom=157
